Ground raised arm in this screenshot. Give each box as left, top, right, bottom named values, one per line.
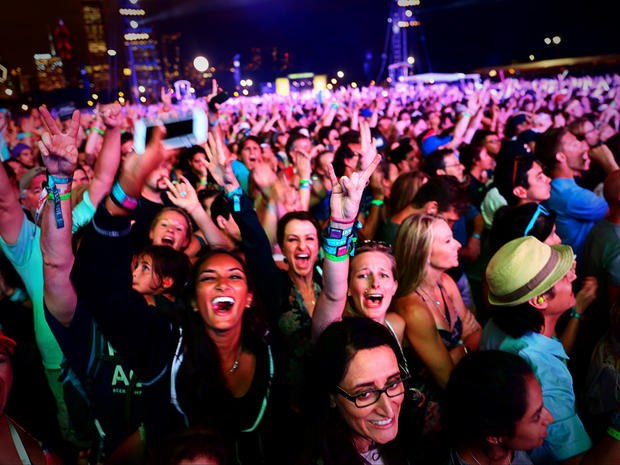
left=87, top=103, right=123, bottom=207
left=39, top=109, right=81, bottom=325
left=312, top=153, right=381, bottom=340
left=0, top=156, right=24, bottom=245
left=164, top=175, right=232, bottom=250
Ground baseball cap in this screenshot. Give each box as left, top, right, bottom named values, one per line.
left=19, top=167, right=46, bottom=193
left=11, top=143, right=30, bottom=158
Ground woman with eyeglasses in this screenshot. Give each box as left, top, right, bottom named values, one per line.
left=312, top=155, right=405, bottom=346
left=392, top=214, right=482, bottom=431
left=301, top=318, right=413, bottom=465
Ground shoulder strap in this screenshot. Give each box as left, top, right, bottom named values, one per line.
left=8, top=421, right=32, bottom=465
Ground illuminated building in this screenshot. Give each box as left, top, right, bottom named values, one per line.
left=119, top=0, right=163, bottom=101
left=34, top=54, right=66, bottom=92
left=81, top=0, right=109, bottom=91
left=161, top=33, right=182, bottom=85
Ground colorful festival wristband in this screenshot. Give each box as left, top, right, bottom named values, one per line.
left=110, top=180, right=138, bottom=211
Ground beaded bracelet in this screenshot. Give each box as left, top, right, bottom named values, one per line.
left=569, top=309, right=582, bottom=320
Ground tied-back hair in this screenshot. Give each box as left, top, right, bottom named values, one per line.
left=310, top=318, right=406, bottom=465
left=393, top=214, right=439, bottom=298
left=176, top=249, right=266, bottom=430
left=150, top=206, right=194, bottom=245
left=442, top=351, right=534, bottom=447
left=386, top=171, right=428, bottom=218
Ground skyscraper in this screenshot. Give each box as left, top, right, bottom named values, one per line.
left=161, top=33, right=182, bottom=85
left=80, top=0, right=109, bottom=91
left=119, top=0, right=163, bottom=102
left=34, top=53, right=66, bottom=92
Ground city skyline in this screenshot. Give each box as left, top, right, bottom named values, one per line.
left=0, top=0, right=617, bottom=99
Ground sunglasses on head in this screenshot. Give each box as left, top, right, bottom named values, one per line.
left=523, top=204, right=550, bottom=237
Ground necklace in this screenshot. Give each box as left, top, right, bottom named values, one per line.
left=418, top=286, right=441, bottom=307
left=469, top=451, right=483, bottom=465
left=226, top=345, right=242, bottom=375
left=467, top=449, right=512, bottom=465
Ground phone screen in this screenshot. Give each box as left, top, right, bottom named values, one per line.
left=146, top=118, right=193, bottom=143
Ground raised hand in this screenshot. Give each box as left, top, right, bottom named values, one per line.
left=328, top=153, right=381, bottom=223
left=100, top=103, right=123, bottom=129
left=38, top=106, right=80, bottom=177
left=164, top=176, right=200, bottom=214
left=575, top=276, right=598, bottom=314
left=359, top=120, right=377, bottom=170
left=161, top=86, right=172, bottom=108
left=251, top=162, right=277, bottom=194
left=203, top=131, right=239, bottom=192
left=294, top=148, right=312, bottom=181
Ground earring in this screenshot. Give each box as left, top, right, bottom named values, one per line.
left=537, top=296, right=544, bottom=304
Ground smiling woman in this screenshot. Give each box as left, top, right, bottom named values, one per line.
left=307, top=318, right=411, bottom=465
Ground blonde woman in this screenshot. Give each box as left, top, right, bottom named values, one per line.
left=393, top=214, right=481, bottom=428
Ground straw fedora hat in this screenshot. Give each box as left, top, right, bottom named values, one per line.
left=486, top=236, right=574, bottom=306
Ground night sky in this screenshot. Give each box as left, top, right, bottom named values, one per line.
left=1, top=0, right=618, bottom=85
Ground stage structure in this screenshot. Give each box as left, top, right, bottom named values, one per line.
left=118, top=0, right=164, bottom=103
left=378, top=0, right=431, bottom=83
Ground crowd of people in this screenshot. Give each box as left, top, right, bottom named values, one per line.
left=1, top=72, right=620, bottom=464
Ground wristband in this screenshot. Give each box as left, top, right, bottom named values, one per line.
left=48, top=175, right=73, bottom=185
left=607, top=426, right=620, bottom=441
left=463, top=112, right=471, bottom=118
left=46, top=175, right=68, bottom=229
left=329, top=216, right=355, bottom=226
left=371, top=199, right=384, bottom=207
left=472, top=233, right=481, bottom=240
left=17, top=132, right=32, bottom=140
left=569, top=309, right=582, bottom=320
left=199, top=179, right=208, bottom=185
left=48, top=192, right=72, bottom=201
left=299, top=179, right=312, bottom=185
left=110, top=180, right=138, bottom=211
left=93, top=127, right=105, bottom=136
left=299, top=184, right=311, bottom=190
left=224, top=186, right=243, bottom=212
left=210, top=119, right=220, bottom=127
left=324, top=250, right=351, bottom=262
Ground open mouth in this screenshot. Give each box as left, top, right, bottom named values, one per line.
left=295, top=253, right=310, bottom=263
left=161, top=236, right=175, bottom=246
left=369, top=417, right=393, bottom=427
left=212, top=296, right=235, bottom=312
left=364, top=293, right=384, bottom=307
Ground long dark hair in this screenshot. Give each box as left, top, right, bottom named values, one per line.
left=310, top=318, right=406, bottom=465
left=175, top=249, right=266, bottom=430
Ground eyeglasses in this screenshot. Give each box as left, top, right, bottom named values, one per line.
left=355, top=240, right=393, bottom=254
left=336, top=376, right=410, bottom=408
left=523, top=204, right=550, bottom=237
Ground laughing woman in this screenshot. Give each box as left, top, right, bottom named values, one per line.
left=311, top=154, right=405, bottom=344
left=72, top=128, right=288, bottom=464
